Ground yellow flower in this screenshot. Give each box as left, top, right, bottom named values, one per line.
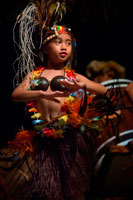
left=66, top=95, right=75, bottom=102
left=31, top=71, right=38, bottom=79
left=58, top=115, right=68, bottom=126
left=31, top=113, right=41, bottom=119
left=53, top=129, right=64, bottom=138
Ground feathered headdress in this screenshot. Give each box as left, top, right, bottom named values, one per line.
left=13, top=0, right=71, bottom=86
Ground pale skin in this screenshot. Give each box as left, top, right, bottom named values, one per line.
left=12, top=33, right=107, bottom=123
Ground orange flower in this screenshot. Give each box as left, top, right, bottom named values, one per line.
left=68, top=112, right=82, bottom=127
left=28, top=108, right=38, bottom=113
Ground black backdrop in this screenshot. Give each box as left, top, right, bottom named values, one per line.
left=1, top=0, right=133, bottom=145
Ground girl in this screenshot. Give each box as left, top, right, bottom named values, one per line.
left=8, top=1, right=110, bottom=200
left=11, top=24, right=107, bottom=200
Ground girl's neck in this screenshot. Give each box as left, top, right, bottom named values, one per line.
left=46, top=61, right=65, bottom=70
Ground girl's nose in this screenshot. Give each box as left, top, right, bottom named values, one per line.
left=61, top=42, right=67, bottom=50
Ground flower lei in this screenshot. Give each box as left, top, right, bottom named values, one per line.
left=27, top=66, right=77, bottom=138
left=27, top=65, right=106, bottom=139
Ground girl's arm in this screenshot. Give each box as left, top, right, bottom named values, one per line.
left=76, top=74, right=107, bottom=94
left=12, top=74, right=69, bottom=102
left=12, top=74, right=43, bottom=102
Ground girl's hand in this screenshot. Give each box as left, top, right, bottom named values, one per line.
left=41, top=90, right=70, bottom=102
left=60, top=79, right=85, bottom=92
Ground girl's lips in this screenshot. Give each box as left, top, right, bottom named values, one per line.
left=59, top=52, right=67, bottom=57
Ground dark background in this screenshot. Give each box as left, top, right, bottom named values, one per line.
left=1, top=0, right=133, bottom=145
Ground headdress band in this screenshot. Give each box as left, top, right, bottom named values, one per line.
left=43, top=25, right=72, bottom=44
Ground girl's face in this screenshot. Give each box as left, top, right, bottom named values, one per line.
left=46, top=33, right=72, bottom=64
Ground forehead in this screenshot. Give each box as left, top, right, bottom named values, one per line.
left=55, top=33, right=72, bottom=40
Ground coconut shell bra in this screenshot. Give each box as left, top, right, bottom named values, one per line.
left=29, top=67, right=76, bottom=91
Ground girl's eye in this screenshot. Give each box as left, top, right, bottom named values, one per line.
left=66, top=41, right=71, bottom=46
left=55, top=39, right=61, bottom=44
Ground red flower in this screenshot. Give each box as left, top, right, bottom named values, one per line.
left=42, top=128, right=54, bottom=137
left=35, top=66, right=45, bottom=71
left=60, top=104, right=69, bottom=112
left=27, top=101, right=36, bottom=107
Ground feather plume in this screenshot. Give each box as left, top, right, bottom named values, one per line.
left=13, top=2, right=42, bottom=86
left=45, top=0, right=66, bottom=26
left=13, top=0, right=67, bottom=86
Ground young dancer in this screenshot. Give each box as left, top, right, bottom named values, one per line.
left=1, top=1, right=114, bottom=200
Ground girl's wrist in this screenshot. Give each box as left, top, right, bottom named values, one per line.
left=81, top=83, right=86, bottom=90
left=39, top=90, right=47, bottom=98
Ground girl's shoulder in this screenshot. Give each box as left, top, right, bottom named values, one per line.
left=30, top=66, right=45, bottom=80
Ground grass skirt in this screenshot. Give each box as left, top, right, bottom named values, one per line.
left=20, top=125, right=97, bottom=200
